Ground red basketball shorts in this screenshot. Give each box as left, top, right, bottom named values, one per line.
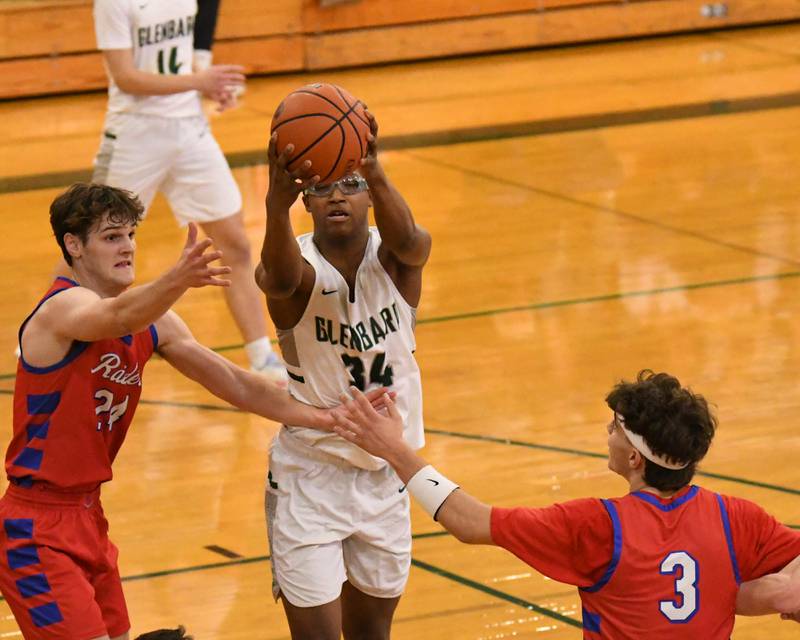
left=0, top=484, right=130, bottom=639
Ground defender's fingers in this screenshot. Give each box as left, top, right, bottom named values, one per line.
left=189, top=237, right=214, bottom=257
left=383, top=393, right=401, bottom=420
left=207, top=266, right=232, bottom=276
left=333, top=425, right=357, bottom=442
left=351, top=386, right=377, bottom=415
left=331, top=410, right=362, bottom=435
left=198, top=248, right=223, bottom=264
left=184, top=222, right=198, bottom=248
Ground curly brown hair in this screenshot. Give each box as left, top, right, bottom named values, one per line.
left=606, top=370, right=717, bottom=492
left=50, top=183, right=144, bottom=265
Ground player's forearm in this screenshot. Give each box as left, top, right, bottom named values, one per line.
left=737, top=574, right=793, bottom=615
left=738, top=556, right=800, bottom=615
left=259, top=211, right=304, bottom=297
left=367, top=167, right=429, bottom=266
left=113, top=68, right=200, bottom=96
left=383, top=444, right=492, bottom=543
left=229, top=369, right=331, bottom=430
left=106, top=272, right=186, bottom=334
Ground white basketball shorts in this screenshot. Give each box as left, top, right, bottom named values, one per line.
left=92, top=112, right=242, bottom=225
left=266, top=427, right=412, bottom=608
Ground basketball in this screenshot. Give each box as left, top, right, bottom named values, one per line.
left=270, top=83, right=371, bottom=184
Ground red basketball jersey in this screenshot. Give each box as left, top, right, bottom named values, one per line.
left=6, top=277, right=157, bottom=492
left=579, top=486, right=739, bottom=639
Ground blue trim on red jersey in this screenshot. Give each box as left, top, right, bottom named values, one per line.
left=12, top=447, right=44, bottom=472
left=54, top=276, right=79, bottom=287
left=29, top=602, right=63, bottom=628
left=581, top=499, right=622, bottom=593
left=631, top=485, right=699, bottom=512
left=25, top=421, right=50, bottom=442
left=149, top=324, right=159, bottom=350
left=120, top=335, right=133, bottom=345
left=582, top=607, right=602, bottom=632
left=26, top=393, right=61, bottom=416
left=716, top=494, right=742, bottom=585
left=18, top=280, right=90, bottom=374
left=3, top=519, right=33, bottom=540
left=7, top=545, right=40, bottom=570
left=16, top=573, right=51, bottom=598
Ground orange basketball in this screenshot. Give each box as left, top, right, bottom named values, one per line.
left=270, top=83, right=370, bottom=184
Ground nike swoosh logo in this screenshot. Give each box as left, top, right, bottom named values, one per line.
left=426, top=478, right=440, bottom=486
left=398, top=485, right=406, bottom=493
left=321, top=289, right=338, bottom=295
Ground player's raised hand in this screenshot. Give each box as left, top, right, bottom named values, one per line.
left=266, top=133, right=319, bottom=214
left=196, top=64, right=245, bottom=98
left=171, top=222, right=232, bottom=288
left=331, top=386, right=404, bottom=458
left=358, top=109, right=380, bottom=178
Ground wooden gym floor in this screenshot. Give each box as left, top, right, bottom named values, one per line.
left=2, top=22, right=800, bottom=639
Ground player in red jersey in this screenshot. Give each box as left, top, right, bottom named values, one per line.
left=0, top=183, right=388, bottom=640
left=330, top=370, right=800, bottom=638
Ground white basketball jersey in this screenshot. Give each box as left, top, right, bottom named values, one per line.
left=278, top=228, right=425, bottom=470
left=94, top=0, right=201, bottom=117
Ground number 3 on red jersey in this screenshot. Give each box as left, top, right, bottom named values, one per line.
left=659, top=551, right=698, bottom=622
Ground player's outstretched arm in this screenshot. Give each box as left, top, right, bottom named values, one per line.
left=360, top=111, right=431, bottom=269
left=39, top=223, right=230, bottom=343
left=257, top=134, right=318, bottom=299
left=737, top=555, right=800, bottom=619
left=332, top=388, right=493, bottom=544
left=102, top=49, right=244, bottom=101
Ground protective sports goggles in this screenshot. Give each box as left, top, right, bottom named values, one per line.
left=304, top=174, right=369, bottom=197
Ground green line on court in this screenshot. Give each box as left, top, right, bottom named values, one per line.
left=4, top=90, right=800, bottom=194
left=2, top=390, right=798, bottom=497
left=3, top=269, right=799, bottom=380
left=411, top=558, right=582, bottom=628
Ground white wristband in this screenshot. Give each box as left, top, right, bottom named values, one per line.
left=406, top=465, right=459, bottom=521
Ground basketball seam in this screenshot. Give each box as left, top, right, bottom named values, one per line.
left=273, top=86, right=364, bottom=182
left=333, top=86, right=368, bottom=158
left=289, top=89, right=353, bottom=118
left=285, top=118, right=346, bottom=183
left=271, top=112, right=340, bottom=132
left=333, top=85, right=370, bottom=127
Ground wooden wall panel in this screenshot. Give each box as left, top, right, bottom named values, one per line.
left=1, top=0, right=799, bottom=99
left=213, top=36, right=305, bottom=74
left=215, top=0, right=303, bottom=39
left=0, top=1, right=93, bottom=58
left=302, top=0, right=543, bottom=32
left=0, top=52, right=106, bottom=99
left=304, top=0, right=800, bottom=70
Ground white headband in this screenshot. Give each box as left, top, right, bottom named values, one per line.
left=616, top=413, right=690, bottom=471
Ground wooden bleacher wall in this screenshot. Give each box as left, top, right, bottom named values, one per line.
left=1, top=0, right=799, bottom=99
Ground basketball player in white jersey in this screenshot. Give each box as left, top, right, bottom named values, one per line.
left=256, top=113, right=431, bottom=639
left=88, top=0, right=285, bottom=379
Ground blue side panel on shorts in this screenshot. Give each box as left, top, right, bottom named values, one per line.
left=3, top=519, right=33, bottom=539
left=7, top=546, right=40, bottom=570
left=12, top=447, right=44, bottom=471
left=29, top=602, right=64, bottom=628
left=582, top=607, right=602, bottom=633
left=26, top=420, right=50, bottom=442
left=26, top=392, right=61, bottom=415
left=16, top=574, right=51, bottom=598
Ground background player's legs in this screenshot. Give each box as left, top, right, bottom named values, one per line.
left=198, top=214, right=283, bottom=375
left=341, top=581, right=399, bottom=640
left=165, top=119, right=283, bottom=377
left=280, top=596, right=341, bottom=640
